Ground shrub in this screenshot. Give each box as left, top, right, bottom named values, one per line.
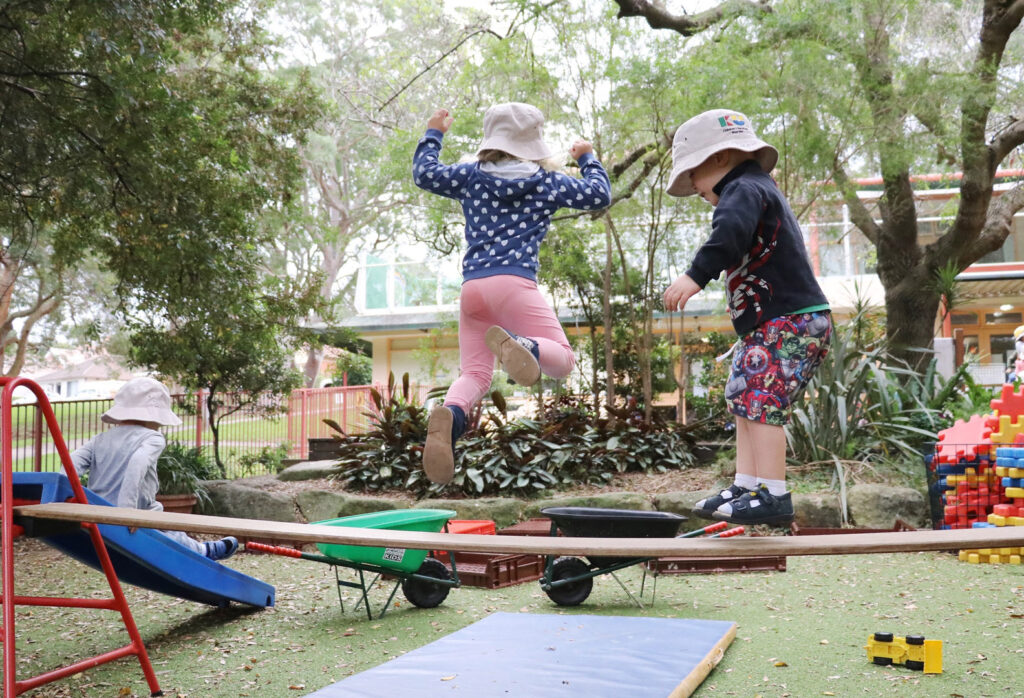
left=157, top=442, right=219, bottom=507
left=327, top=374, right=699, bottom=498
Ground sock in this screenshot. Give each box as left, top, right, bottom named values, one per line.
left=447, top=404, right=467, bottom=442
left=757, top=477, right=787, bottom=496
left=734, top=473, right=757, bottom=490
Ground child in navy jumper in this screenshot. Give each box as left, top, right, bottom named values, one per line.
left=413, top=102, right=611, bottom=484
left=662, top=109, right=832, bottom=526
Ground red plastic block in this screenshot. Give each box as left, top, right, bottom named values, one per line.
left=935, top=415, right=993, bottom=463
left=991, top=383, right=1024, bottom=420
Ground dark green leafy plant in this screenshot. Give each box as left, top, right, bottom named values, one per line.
left=327, top=374, right=700, bottom=498
left=325, top=372, right=433, bottom=493
left=156, top=442, right=219, bottom=507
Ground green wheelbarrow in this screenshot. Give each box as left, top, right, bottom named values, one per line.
left=247, top=508, right=461, bottom=620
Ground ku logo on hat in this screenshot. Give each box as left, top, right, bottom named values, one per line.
left=719, top=114, right=747, bottom=128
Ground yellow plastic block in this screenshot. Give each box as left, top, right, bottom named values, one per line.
left=996, top=466, right=1009, bottom=477
left=958, top=550, right=969, bottom=561
left=988, top=514, right=1007, bottom=526
left=968, top=553, right=980, bottom=563
left=1011, top=555, right=1022, bottom=564
left=1009, top=467, right=1024, bottom=478
left=1010, top=517, right=1024, bottom=526
left=990, top=414, right=1024, bottom=444
left=1006, top=487, right=1024, bottom=499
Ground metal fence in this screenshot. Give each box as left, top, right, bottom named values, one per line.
left=5, top=384, right=388, bottom=479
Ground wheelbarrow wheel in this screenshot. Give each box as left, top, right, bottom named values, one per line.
left=545, top=556, right=593, bottom=606
left=402, top=557, right=451, bottom=609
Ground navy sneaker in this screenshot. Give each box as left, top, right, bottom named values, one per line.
left=205, top=536, right=239, bottom=561
left=692, top=483, right=751, bottom=520
left=712, top=485, right=794, bottom=525
left=485, top=326, right=541, bottom=386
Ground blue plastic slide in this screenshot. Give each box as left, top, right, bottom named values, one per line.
left=9, top=472, right=274, bottom=608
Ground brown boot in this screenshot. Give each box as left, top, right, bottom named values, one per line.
left=485, top=326, right=541, bottom=386
left=423, top=406, right=455, bottom=484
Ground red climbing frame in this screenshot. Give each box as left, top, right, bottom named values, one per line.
left=0, top=377, right=161, bottom=697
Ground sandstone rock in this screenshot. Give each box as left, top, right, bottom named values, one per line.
left=792, top=492, right=843, bottom=529
left=523, top=492, right=652, bottom=520
left=200, top=481, right=296, bottom=522
left=847, top=484, right=928, bottom=529
left=415, top=498, right=525, bottom=528
left=277, top=461, right=340, bottom=482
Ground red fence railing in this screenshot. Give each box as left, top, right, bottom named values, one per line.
left=2, top=384, right=401, bottom=478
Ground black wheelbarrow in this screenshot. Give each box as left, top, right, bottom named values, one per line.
left=538, top=506, right=740, bottom=607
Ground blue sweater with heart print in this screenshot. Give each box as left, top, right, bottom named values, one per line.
left=413, top=128, right=612, bottom=282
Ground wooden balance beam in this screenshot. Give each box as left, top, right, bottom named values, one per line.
left=14, top=502, right=1024, bottom=558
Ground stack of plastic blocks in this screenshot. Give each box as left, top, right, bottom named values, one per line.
left=957, top=546, right=1023, bottom=564
left=932, top=414, right=998, bottom=529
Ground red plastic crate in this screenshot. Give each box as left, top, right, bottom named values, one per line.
left=444, top=551, right=546, bottom=588
left=433, top=520, right=497, bottom=562
left=447, top=520, right=496, bottom=535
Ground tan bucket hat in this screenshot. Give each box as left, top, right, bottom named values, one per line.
left=666, top=109, right=779, bottom=197
left=476, top=102, right=555, bottom=161
left=101, top=377, right=182, bottom=426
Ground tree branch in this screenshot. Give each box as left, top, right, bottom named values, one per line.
left=831, top=161, right=881, bottom=247
left=991, top=115, right=1024, bottom=165
left=611, top=0, right=772, bottom=35
left=968, top=181, right=1024, bottom=262
left=376, top=27, right=504, bottom=113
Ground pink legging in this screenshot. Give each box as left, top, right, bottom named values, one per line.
left=444, top=275, right=575, bottom=411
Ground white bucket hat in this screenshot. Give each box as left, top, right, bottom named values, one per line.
left=476, top=102, right=555, bottom=161
left=666, top=109, right=779, bottom=197
left=101, top=377, right=182, bottom=426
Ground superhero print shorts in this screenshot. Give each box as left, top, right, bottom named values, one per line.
left=724, top=311, right=832, bottom=426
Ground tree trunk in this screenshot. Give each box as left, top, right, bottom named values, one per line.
left=206, top=391, right=227, bottom=477
left=303, top=347, right=323, bottom=388
left=885, top=271, right=942, bottom=363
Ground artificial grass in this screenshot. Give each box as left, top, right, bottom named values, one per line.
left=7, top=537, right=1023, bottom=697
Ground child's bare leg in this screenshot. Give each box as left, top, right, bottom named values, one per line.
left=748, top=419, right=787, bottom=486
left=734, top=417, right=758, bottom=482
left=712, top=417, right=793, bottom=525
left=693, top=417, right=757, bottom=519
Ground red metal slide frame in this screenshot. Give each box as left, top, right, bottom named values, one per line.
left=0, top=377, right=161, bottom=697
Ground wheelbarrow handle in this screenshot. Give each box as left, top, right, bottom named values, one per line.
left=245, top=541, right=304, bottom=558
left=677, top=521, right=728, bottom=538
left=710, top=526, right=745, bottom=538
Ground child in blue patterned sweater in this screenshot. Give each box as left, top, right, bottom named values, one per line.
left=413, top=102, right=611, bottom=484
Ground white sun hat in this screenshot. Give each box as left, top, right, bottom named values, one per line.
left=476, top=102, right=555, bottom=161
left=101, top=377, right=182, bottom=426
left=666, top=108, right=779, bottom=197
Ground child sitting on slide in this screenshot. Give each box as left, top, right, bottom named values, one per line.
left=71, top=377, right=238, bottom=561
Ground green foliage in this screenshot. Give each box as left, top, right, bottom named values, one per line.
left=1, top=1, right=321, bottom=374
left=156, top=442, right=219, bottom=506
left=786, top=313, right=969, bottom=503
left=331, top=351, right=373, bottom=387
left=324, top=373, right=433, bottom=492
left=235, top=443, right=291, bottom=478
left=327, top=374, right=698, bottom=498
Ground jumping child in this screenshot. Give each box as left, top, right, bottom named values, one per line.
left=413, top=102, right=611, bottom=484
left=662, top=109, right=832, bottom=525
left=71, top=377, right=238, bottom=560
